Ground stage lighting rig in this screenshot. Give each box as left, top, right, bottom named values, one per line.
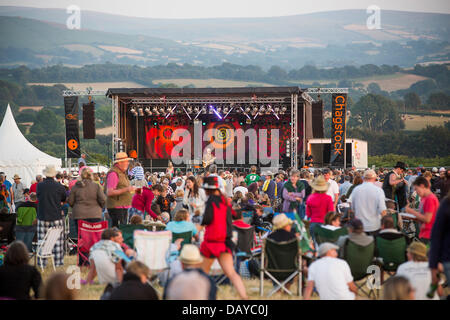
left=138, top=107, right=144, bottom=117
left=144, top=106, right=152, bottom=116
left=130, top=107, right=138, bottom=116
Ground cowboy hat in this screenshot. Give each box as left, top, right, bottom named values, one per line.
left=407, top=241, right=427, bottom=259
left=13, top=174, right=21, bottom=180
left=272, top=213, right=293, bottom=230
left=202, top=176, right=220, bottom=190
left=310, top=175, right=329, bottom=192
left=114, top=152, right=132, bottom=164
left=179, top=244, right=203, bottom=264
left=43, top=165, right=57, bottom=178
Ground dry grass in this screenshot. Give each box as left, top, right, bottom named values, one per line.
left=36, top=255, right=384, bottom=300
left=402, top=114, right=448, bottom=130
left=152, top=78, right=274, bottom=88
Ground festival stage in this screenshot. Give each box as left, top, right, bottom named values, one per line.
left=106, top=87, right=325, bottom=172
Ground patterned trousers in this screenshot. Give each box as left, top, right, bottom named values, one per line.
left=37, top=219, right=65, bottom=267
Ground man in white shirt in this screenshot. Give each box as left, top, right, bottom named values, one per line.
left=323, top=169, right=339, bottom=209
left=339, top=176, right=352, bottom=197
left=304, top=242, right=357, bottom=300
left=397, top=241, right=441, bottom=300
left=348, top=169, right=387, bottom=235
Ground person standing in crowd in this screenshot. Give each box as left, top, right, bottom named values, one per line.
left=282, top=169, right=305, bottom=216
left=0, top=241, right=42, bottom=300
left=382, top=162, right=408, bottom=210
left=429, top=188, right=450, bottom=298
left=183, top=176, right=207, bottom=219
left=29, top=175, right=42, bottom=195
left=306, top=175, right=334, bottom=240
left=348, top=170, right=387, bottom=235
left=12, top=174, right=26, bottom=208
left=244, top=165, right=260, bottom=186
left=36, top=165, right=67, bottom=267
left=77, top=153, right=87, bottom=167
left=0, top=175, right=10, bottom=212
left=339, top=176, right=352, bottom=199
left=397, top=241, right=442, bottom=300
left=129, top=181, right=156, bottom=221
left=345, top=174, right=363, bottom=200
left=166, top=160, right=175, bottom=178
left=323, top=169, right=339, bottom=209
left=404, top=176, right=439, bottom=245
left=261, top=171, right=277, bottom=202
left=304, top=242, right=357, bottom=300
left=0, top=173, right=13, bottom=209
left=105, top=152, right=135, bottom=227
left=68, top=167, right=106, bottom=237
left=199, top=176, right=248, bottom=299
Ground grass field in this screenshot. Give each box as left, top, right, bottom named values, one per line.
left=35, top=255, right=388, bottom=300
left=152, top=78, right=275, bottom=88
left=402, top=114, right=449, bottom=130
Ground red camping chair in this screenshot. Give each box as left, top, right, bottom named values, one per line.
left=77, top=220, right=108, bottom=267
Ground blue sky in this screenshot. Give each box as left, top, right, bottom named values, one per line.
left=0, top=0, right=449, bottom=18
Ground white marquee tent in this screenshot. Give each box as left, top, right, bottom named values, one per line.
left=0, top=104, right=62, bottom=187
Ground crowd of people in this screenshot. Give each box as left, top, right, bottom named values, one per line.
left=0, top=154, right=449, bottom=300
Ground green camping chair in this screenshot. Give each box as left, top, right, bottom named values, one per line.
left=314, top=226, right=348, bottom=245
left=172, top=231, right=192, bottom=249
left=260, top=237, right=302, bottom=297
left=343, top=239, right=377, bottom=299
left=119, top=224, right=152, bottom=248
left=375, top=236, right=407, bottom=280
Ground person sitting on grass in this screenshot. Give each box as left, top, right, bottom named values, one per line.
left=165, top=209, right=199, bottom=242
left=396, top=241, right=443, bottom=300
left=108, top=261, right=159, bottom=300
left=0, top=241, right=42, bottom=300
left=304, top=242, right=357, bottom=300
left=42, top=272, right=78, bottom=300
left=82, top=228, right=128, bottom=288
left=163, top=244, right=217, bottom=300
left=382, top=276, right=415, bottom=300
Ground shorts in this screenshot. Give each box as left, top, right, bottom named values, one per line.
left=200, top=241, right=232, bottom=259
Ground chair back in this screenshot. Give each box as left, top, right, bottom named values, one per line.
left=233, top=225, right=255, bottom=255
left=343, top=239, right=375, bottom=281
left=264, top=237, right=299, bottom=281
left=77, top=220, right=108, bottom=254
left=375, top=236, right=407, bottom=271
left=172, top=231, right=192, bottom=249
left=242, top=211, right=253, bottom=225
left=134, top=230, right=172, bottom=271
left=16, top=206, right=37, bottom=226
left=0, top=213, right=17, bottom=244
left=119, top=224, right=151, bottom=248
left=39, top=227, right=63, bottom=256
left=315, top=226, right=348, bottom=245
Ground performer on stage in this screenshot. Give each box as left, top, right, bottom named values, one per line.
left=202, top=148, right=216, bottom=171
left=305, top=149, right=314, bottom=167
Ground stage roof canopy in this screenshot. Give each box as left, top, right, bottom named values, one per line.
left=106, top=86, right=305, bottom=98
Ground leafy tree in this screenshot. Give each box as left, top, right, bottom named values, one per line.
left=30, top=108, right=63, bottom=134
left=404, top=92, right=421, bottom=111
left=427, top=92, right=450, bottom=110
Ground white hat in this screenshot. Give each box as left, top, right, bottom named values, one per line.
left=318, top=242, right=339, bottom=257
left=272, top=213, right=293, bottom=230
left=432, top=167, right=438, bottom=173
left=179, top=244, right=203, bottom=264
left=43, top=165, right=57, bottom=178
left=439, top=167, right=446, bottom=172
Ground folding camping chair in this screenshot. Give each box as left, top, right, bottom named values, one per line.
left=134, top=230, right=172, bottom=288
left=64, top=214, right=77, bottom=254
left=77, top=220, right=108, bottom=267
left=242, top=211, right=253, bottom=225
left=0, top=212, right=16, bottom=246
left=260, top=237, right=302, bottom=297
left=172, top=231, right=192, bottom=249
left=375, top=236, right=407, bottom=282
left=35, top=227, right=64, bottom=271
left=119, top=224, right=152, bottom=248
left=343, top=238, right=377, bottom=299
left=314, top=226, right=349, bottom=245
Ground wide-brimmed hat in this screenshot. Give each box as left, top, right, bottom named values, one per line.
left=407, top=241, right=427, bottom=259
left=394, top=161, right=407, bottom=171
left=272, top=213, right=293, bottom=230
left=114, top=152, right=132, bottom=164
left=202, top=176, right=220, bottom=190
left=318, top=242, right=339, bottom=257
left=13, top=174, right=21, bottom=180
left=179, top=244, right=203, bottom=264
left=310, top=175, right=329, bottom=192
left=43, top=165, right=57, bottom=177
left=263, top=171, right=273, bottom=177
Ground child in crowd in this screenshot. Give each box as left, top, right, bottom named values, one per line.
left=171, top=189, right=185, bottom=219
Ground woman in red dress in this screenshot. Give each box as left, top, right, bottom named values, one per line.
left=200, top=176, right=248, bottom=299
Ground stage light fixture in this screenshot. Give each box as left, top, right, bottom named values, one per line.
left=223, top=107, right=229, bottom=113
left=153, top=121, right=157, bottom=126
left=281, top=106, right=287, bottom=113
left=130, top=107, right=138, bottom=116
left=259, top=106, right=266, bottom=113
left=245, top=107, right=251, bottom=113
left=274, top=106, right=280, bottom=113
left=186, top=106, right=193, bottom=113
left=202, top=106, right=207, bottom=114
left=144, top=106, right=151, bottom=116
left=202, top=121, right=206, bottom=126
left=138, top=107, right=144, bottom=117
left=194, top=106, right=200, bottom=113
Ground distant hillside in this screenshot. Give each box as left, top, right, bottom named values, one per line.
left=0, top=8, right=449, bottom=68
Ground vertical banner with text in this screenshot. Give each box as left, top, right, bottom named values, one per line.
left=64, top=96, right=81, bottom=158
left=330, top=93, right=347, bottom=168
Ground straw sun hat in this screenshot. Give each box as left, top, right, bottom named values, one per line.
left=114, top=152, right=132, bottom=164
left=179, top=244, right=203, bottom=264
left=310, top=175, right=329, bottom=192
